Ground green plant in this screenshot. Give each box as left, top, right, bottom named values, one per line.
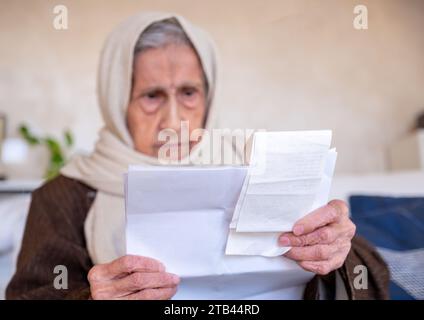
left=19, top=124, right=74, bottom=180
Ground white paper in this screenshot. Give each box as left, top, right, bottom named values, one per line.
left=125, top=165, right=314, bottom=299
left=226, top=149, right=337, bottom=256
left=225, top=130, right=337, bottom=257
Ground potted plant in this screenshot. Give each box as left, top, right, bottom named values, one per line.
left=19, top=124, right=74, bottom=180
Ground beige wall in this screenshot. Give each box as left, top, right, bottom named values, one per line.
left=1, top=0, right=423, bottom=174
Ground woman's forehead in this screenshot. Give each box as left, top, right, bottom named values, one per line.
left=132, top=45, right=205, bottom=88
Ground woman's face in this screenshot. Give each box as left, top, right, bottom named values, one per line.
left=127, top=44, right=207, bottom=158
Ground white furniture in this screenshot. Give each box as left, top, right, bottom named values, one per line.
left=330, top=170, right=424, bottom=201
left=0, top=179, right=42, bottom=299
left=0, top=194, right=32, bottom=299
left=0, top=180, right=43, bottom=193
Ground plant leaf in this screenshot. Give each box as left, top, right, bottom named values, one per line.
left=19, top=124, right=40, bottom=145
left=64, top=130, right=74, bottom=148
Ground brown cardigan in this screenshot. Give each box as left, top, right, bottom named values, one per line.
left=6, top=175, right=390, bottom=300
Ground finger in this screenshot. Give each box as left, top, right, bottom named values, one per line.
left=92, top=272, right=180, bottom=299
left=279, top=225, right=339, bottom=247
left=105, top=255, right=166, bottom=279
left=89, top=255, right=165, bottom=281
left=279, top=215, right=355, bottom=247
left=328, top=200, right=349, bottom=219
left=298, top=252, right=347, bottom=275
left=284, top=244, right=340, bottom=261
left=124, top=287, right=178, bottom=300
left=113, top=272, right=180, bottom=296
left=292, top=200, right=348, bottom=236
left=343, top=218, right=357, bottom=240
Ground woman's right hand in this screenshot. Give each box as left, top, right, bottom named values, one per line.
left=88, top=255, right=180, bottom=300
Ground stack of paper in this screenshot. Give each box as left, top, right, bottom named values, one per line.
left=125, top=165, right=314, bottom=299
left=225, top=131, right=337, bottom=257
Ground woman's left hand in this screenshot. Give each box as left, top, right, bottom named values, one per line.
left=280, top=199, right=356, bottom=275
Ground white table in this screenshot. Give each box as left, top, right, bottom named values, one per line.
left=0, top=179, right=43, bottom=194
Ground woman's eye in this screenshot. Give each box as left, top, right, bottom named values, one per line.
left=147, top=92, right=158, bottom=99
left=140, top=91, right=163, bottom=113
left=182, top=88, right=198, bottom=98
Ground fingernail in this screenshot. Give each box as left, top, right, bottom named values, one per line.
left=279, top=236, right=290, bottom=246
left=293, top=225, right=304, bottom=236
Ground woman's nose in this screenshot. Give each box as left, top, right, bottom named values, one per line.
left=160, top=95, right=182, bottom=132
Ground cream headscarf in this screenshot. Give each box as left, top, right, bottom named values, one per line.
left=61, top=12, right=243, bottom=264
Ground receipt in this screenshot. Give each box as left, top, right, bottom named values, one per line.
left=225, top=131, right=337, bottom=256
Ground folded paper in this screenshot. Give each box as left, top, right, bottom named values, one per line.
left=125, top=165, right=314, bottom=299
left=225, top=131, right=337, bottom=256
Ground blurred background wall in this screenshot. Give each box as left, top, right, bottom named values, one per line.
left=0, top=0, right=423, bottom=175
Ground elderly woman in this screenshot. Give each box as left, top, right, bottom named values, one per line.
left=6, top=12, right=388, bottom=300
